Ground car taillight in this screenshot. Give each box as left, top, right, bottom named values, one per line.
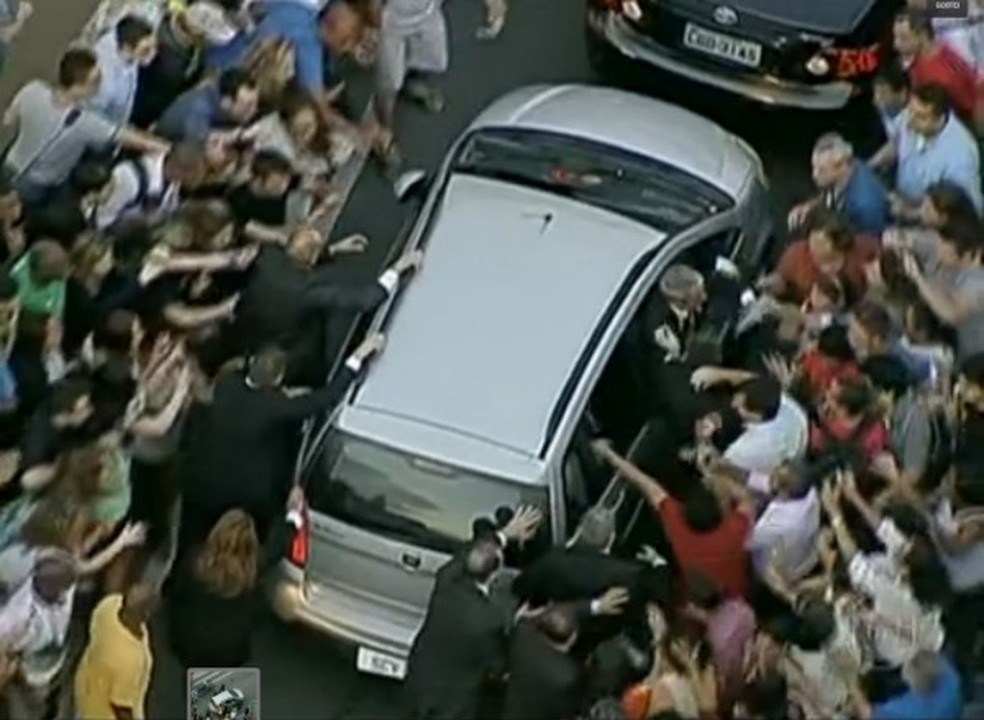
left=286, top=500, right=309, bottom=567
left=826, top=44, right=880, bottom=79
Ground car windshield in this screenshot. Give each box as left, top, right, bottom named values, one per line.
left=308, top=433, right=550, bottom=558
left=451, top=127, right=733, bottom=233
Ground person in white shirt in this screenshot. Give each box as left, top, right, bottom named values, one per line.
left=95, top=140, right=206, bottom=231
left=0, top=553, right=77, bottom=720
left=821, top=477, right=947, bottom=671
left=691, top=368, right=809, bottom=478
left=89, top=14, right=158, bottom=126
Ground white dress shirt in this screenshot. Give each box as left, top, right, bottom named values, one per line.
left=89, top=31, right=139, bottom=126
left=848, top=553, right=944, bottom=667
left=724, top=394, right=808, bottom=475
left=95, top=152, right=178, bottom=230
left=747, top=488, right=820, bottom=582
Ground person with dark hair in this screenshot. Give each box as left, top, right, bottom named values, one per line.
left=512, top=505, right=667, bottom=651
left=90, top=14, right=158, bottom=126
left=501, top=605, right=583, bottom=720
left=9, top=240, right=69, bottom=318
left=733, top=671, right=789, bottom=719
left=810, top=375, right=889, bottom=462
left=820, top=475, right=948, bottom=701
left=94, top=140, right=208, bottom=232
left=22, top=159, right=112, bottom=247
left=593, top=439, right=753, bottom=598
left=404, top=507, right=543, bottom=720
left=179, top=331, right=383, bottom=548
left=849, top=299, right=931, bottom=385
left=902, top=215, right=984, bottom=362
left=156, top=67, right=259, bottom=143
left=872, top=82, right=981, bottom=217
left=15, top=374, right=93, bottom=493
left=893, top=8, right=978, bottom=124
left=763, top=205, right=879, bottom=305
left=683, top=571, right=756, bottom=713
left=226, top=149, right=297, bottom=230
left=1, top=48, right=167, bottom=205
left=873, top=63, right=910, bottom=140
left=0, top=175, right=24, bottom=267
left=798, top=323, right=860, bottom=404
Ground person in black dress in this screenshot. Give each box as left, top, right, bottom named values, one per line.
left=167, top=508, right=259, bottom=668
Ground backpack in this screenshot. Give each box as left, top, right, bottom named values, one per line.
left=120, top=157, right=165, bottom=216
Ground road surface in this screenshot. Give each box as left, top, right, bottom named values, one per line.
left=0, top=1, right=874, bottom=718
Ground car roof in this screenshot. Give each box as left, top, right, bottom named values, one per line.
left=211, top=691, right=233, bottom=704
left=468, top=84, right=756, bottom=197
left=344, top=173, right=665, bottom=472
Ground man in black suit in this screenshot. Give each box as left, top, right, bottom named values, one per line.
left=501, top=605, right=583, bottom=720
left=403, top=506, right=542, bottom=720
left=511, top=507, right=669, bottom=652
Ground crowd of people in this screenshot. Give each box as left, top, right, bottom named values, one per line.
left=400, top=4, right=984, bottom=720
left=0, top=0, right=439, bottom=717
left=0, top=0, right=983, bottom=718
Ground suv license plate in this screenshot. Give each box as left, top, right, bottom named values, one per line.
left=356, top=647, right=407, bottom=679
left=683, top=23, right=762, bottom=68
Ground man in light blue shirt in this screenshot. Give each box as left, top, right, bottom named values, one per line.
left=89, top=14, right=159, bottom=127
left=886, top=83, right=982, bottom=217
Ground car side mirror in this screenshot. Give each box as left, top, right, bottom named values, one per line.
left=393, top=170, right=428, bottom=202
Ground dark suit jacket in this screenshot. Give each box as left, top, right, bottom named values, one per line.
left=404, top=549, right=512, bottom=720
left=501, top=620, right=582, bottom=720
left=511, top=546, right=669, bottom=649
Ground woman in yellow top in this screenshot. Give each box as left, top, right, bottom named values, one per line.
left=74, top=582, right=158, bottom=720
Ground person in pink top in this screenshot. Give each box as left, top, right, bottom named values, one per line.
left=682, top=571, right=757, bottom=715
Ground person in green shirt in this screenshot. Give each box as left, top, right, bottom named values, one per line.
left=9, top=240, right=69, bottom=318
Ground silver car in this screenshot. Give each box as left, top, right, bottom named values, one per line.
left=270, top=84, right=772, bottom=681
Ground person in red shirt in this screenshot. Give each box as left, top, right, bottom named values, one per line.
left=798, top=323, right=861, bottom=405
left=761, top=206, right=879, bottom=305
left=810, top=375, right=889, bottom=461
left=592, top=439, right=752, bottom=599
left=894, top=8, right=981, bottom=127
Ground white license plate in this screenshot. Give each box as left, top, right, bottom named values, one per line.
left=356, top=647, right=407, bottom=679
left=683, top=23, right=762, bottom=68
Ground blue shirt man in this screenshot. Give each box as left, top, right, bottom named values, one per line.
left=156, top=67, right=258, bottom=142
left=205, top=0, right=339, bottom=93
left=871, top=653, right=962, bottom=720
left=895, top=86, right=982, bottom=212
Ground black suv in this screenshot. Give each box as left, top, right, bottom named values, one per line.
left=586, top=0, right=903, bottom=110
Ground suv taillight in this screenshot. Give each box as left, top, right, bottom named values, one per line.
left=286, top=499, right=309, bottom=567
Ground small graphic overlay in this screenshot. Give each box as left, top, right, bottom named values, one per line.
left=188, top=667, right=260, bottom=720
left=929, top=0, right=968, bottom=18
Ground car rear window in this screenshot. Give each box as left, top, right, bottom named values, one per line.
left=451, top=127, right=734, bottom=234
left=307, top=431, right=551, bottom=563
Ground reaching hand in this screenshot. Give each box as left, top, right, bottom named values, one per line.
left=690, top=366, right=726, bottom=391
left=592, top=586, right=630, bottom=616
left=393, top=248, right=424, bottom=274
left=352, top=332, right=385, bottom=361
left=762, top=352, right=794, bottom=390
left=500, top=505, right=543, bottom=543
left=330, top=234, right=369, bottom=256
left=590, top=438, right=616, bottom=463
left=119, top=522, right=148, bottom=549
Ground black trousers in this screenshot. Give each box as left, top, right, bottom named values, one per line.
left=945, top=584, right=984, bottom=700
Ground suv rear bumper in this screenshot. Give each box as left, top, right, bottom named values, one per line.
left=587, top=9, right=856, bottom=111
left=269, top=563, right=415, bottom=661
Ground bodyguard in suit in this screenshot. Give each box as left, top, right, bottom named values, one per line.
left=511, top=507, right=670, bottom=652
left=501, top=605, right=583, bottom=720
left=403, top=506, right=542, bottom=720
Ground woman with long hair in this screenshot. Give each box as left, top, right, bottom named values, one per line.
left=167, top=509, right=260, bottom=667
left=241, top=36, right=296, bottom=112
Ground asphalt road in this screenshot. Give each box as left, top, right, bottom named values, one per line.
left=0, top=1, right=884, bottom=719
